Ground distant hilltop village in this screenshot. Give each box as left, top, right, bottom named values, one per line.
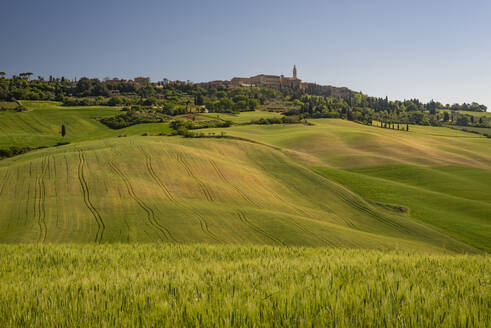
left=230, top=65, right=302, bottom=89
left=197, top=65, right=304, bottom=90
left=129, top=66, right=353, bottom=98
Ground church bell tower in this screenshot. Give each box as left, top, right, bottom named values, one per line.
left=293, top=65, right=297, bottom=79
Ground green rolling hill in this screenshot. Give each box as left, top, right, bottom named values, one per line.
left=0, top=103, right=489, bottom=252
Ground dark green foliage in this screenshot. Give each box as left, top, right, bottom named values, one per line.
left=100, top=109, right=166, bottom=129
left=0, top=146, right=33, bottom=158
left=170, top=119, right=232, bottom=131
left=0, top=74, right=487, bottom=131
left=107, top=96, right=123, bottom=106
left=74, top=77, right=110, bottom=97
left=249, top=116, right=302, bottom=125
left=457, top=115, right=471, bottom=126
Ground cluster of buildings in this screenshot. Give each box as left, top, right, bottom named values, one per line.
left=197, top=65, right=304, bottom=90
left=134, top=77, right=150, bottom=85
left=230, top=65, right=302, bottom=89
left=132, top=65, right=304, bottom=90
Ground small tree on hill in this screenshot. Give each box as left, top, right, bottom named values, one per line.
left=61, top=124, right=66, bottom=138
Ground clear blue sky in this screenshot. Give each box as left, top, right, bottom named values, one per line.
left=1, top=0, right=490, bottom=108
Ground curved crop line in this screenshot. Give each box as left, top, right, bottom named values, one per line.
left=140, top=147, right=222, bottom=242
left=35, top=156, right=48, bottom=243
left=107, top=141, right=122, bottom=156
left=40, top=156, right=48, bottom=243
left=24, top=183, right=30, bottom=225
left=16, top=115, right=44, bottom=134
left=138, top=146, right=175, bottom=201
left=191, top=209, right=221, bottom=242
left=251, top=175, right=318, bottom=220
left=33, top=168, right=40, bottom=239
left=109, top=160, right=169, bottom=242
left=140, top=146, right=223, bottom=242
left=77, top=149, right=105, bottom=243
left=210, top=157, right=330, bottom=245
left=63, top=154, right=69, bottom=191
left=209, top=160, right=259, bottom=206
left=108, top=160, right=176, bottom=242
left=0, top=170, right=11, bottom=197
left=51, top=155, right=57, bottom=179
left=51, top=156, right=58, bottom=199
left=281, top=213, right=336, bottom=247
left=236, top=210, right=286, bottom=246
left=176, top=153, right=214, bottom=202
left=268, top=178, right=360, bottom=232
left=333, top=187, right=410, bottom=234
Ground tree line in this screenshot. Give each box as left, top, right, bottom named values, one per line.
left=0, top=73, right=488, bottom=128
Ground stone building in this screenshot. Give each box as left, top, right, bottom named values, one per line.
left=134, top=77, right=150, bottom=85
left=230, top=66, right=302, bottom=90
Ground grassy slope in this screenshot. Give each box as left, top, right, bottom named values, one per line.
left=0, top=135, right=475, bottom=252
left=313, top=166, right=491, bottom=251
left=447, top=125, right=491, bottom=135
left=440, top=108, right=491, bottom=118
left=0, top=101, right=172, bottom=148
left=200, top=110, right=282, bottom=123
left=207, top=119, right=491, bottom=168
left=205, top=119, right=491, bottom=251
left=0, top=244, right=488, bottom=327
left=0, top=102, right=489, bottom=252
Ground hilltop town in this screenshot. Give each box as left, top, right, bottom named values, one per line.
left=197, top=65, right=308, bottom=90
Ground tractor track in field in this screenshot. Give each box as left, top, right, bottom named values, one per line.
left=24, top=184, right=30, bottom=225
left=108, top=160, right=176, bottom=242
left=210, top=159, right=329, bottom=244
left=308, top=167, right=410, bottom=233
left=246, top=179, right=334, bottom=246
left=138, top=146, right=221, bottom=242
left=236, top=210, right=286, bottom=246
left=176, top=153, right=215, bottom=202
left=16, top=115, right=43, bottom=134
left=34, top=156, right=48, bottom=243
left=334, top=189, right=409, bottom=234
left=138, top=146, right=175, bottom=201
left=251, top=176, right=339, bottom=240
left=106, top=140, right=122, bottom=156
left=77, top=149, right=105, bottom=243
left=209, top=160, right=258, bottom=206
left=51, top=155, right=57, bottom=178
left=283, top=215, right=336, bottom=247
left=192, top=209, right=221, bottom=242
left=63, top=155, right=70, bottom=190
left=251, top=175, right=317, bottom=219
left=0, top=169, right=11, bottom=198
left=51, top=156, right=58, bottom=198
left=205, top=161, right=332, bottom=246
